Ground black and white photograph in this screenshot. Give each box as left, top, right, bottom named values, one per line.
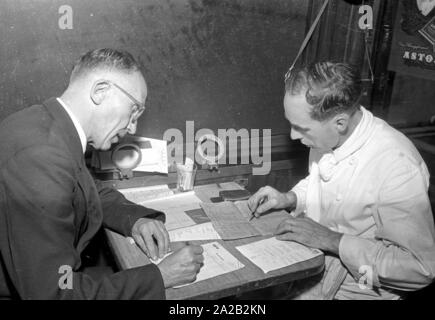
left=0, top=0, right=434, bottom=307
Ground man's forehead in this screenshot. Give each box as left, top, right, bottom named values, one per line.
left=115, top=71, right=145, bottom=85
left=114, top=71, right=147, bottom=100
left=284, top=93, right=312, bottom=119
left=284, top=91, right=308, bottom=105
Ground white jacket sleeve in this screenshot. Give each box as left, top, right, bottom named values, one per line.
left=291, top=176, right=309, bottom=216
left=339, top=154, right=435, bottom=291
left=290, top=149, right=321, bottom=216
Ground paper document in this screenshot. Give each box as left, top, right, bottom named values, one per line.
left=140, top=192, right=202, bottom=230
left=212, top=222, right=261, bottom=240
left=200, top=202, right=261, bottom=240
left=92, top=136, right=168, bottom=174
left=163, top=208, right=197, bottom=231
left=236, top=237, right=322, bottom=273
left=119, top=185, right=174, bottom=204
left=129, top=136, right=168, bottom=174
left=235, top=200, right=289, bottom=236
left=201, top=201, right=247, bottom=223
left=169, top=222, right=221, bottom=242
left=174, top=242, right=245, bottom=288
left=142, top=191, right=201, bottom=209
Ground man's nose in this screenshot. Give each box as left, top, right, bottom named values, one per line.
left=290, top=128, right=302, bottom=140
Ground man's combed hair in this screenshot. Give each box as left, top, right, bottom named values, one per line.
left=285, top=62, right=362, bottom=121
left=70, top=48, right=140, bottom=81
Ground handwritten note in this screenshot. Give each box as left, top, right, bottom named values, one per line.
left=235, top=200, right=289, bottom=236
left=168, top=222, right=221, bottom=242
left=200, top=202, right=261, bottom=240
left=235, top=237, right=323, bottom=273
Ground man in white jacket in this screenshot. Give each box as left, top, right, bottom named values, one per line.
left=248, top=62, right=435, bottom=299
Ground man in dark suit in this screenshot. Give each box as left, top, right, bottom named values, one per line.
left=0, top=48, right=204, bottom=299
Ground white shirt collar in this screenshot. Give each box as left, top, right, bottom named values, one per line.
left=332, top=106, right=374, bottom=162
left=56, top=97, right=87, bottom=154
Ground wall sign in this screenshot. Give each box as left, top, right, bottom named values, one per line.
left=389, top=0, right=435, bottom=80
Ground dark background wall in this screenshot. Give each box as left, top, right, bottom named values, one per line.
left=0, top=0, right=308, bottom=138
left=387, top=72, right=435, bottom=126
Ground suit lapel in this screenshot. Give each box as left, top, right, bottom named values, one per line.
left=42, top=98, right=84, bottom=166
left=42, top=98, right=103, bottom=253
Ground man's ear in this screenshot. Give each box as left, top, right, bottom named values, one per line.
left=90, top=79, right=110, bottom=105
left=333, top=113, right=350, bottom=134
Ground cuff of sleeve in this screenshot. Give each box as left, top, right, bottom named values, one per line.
left=291, top=187, right=306, bottom=216
left=339, top=234, right=380, bottom=287
left=121, top=207, right=166, bottom=237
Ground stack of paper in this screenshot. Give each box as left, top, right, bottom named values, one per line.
left=236, top=237, right=323, bottom=273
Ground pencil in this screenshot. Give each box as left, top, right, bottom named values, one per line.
left=249, top=197, right=266, bottom=221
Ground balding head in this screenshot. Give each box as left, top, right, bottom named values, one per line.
left=69, top=48, right=141, bottom=83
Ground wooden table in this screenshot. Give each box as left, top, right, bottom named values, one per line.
left=105, top=182, right=325, bottom=300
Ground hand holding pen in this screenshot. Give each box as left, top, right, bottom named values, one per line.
left=249, top=197, right=267, bottom=221
left=247, top=186, right=298, bottom=221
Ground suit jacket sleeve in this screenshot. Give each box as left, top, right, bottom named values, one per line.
left=0, top=145, right=165, bottom=299
left=97, top=184, right=166, bottom=237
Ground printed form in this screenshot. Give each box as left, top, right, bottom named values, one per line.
left=236, top=237, right=323, bottom=273
left=169, top=222, right=221, bottom=242
left=235, top=200, right=289, bottom=236
left=191, top=242, right=244, bottom=285
left=141, top=191, right=202, bottom=231
left=200, top=201, right=261, bottom=240
left=121, top=190, right=202, bottom=231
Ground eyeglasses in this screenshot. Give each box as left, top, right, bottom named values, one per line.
left=107, top=80, right=146, bottom=123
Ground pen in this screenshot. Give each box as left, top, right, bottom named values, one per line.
left=249, top=197, right=267, bottom=221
